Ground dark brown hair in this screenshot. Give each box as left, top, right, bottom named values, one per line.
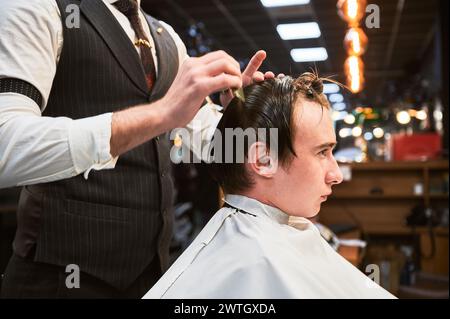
left=209, top=72, right=330, bottom=194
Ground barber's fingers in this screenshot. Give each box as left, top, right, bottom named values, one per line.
left=264, top=71, right=275, bottom=78
left=242, top=50, right=266, bottom=79
left=252, top=71, right=265, bottom=82
left=207, top=73, right=242, bottom=93
left=252, top=71, right=277, bottom=83
left=203, top=59, right=241, bottom=78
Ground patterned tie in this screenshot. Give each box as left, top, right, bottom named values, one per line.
left=114, top=0, right=156, bottom=90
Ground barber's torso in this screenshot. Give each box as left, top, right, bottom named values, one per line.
left=13, top=0, right=179, bottom=289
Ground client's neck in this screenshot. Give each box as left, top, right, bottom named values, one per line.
left=237, top=187, right=276, bottom=209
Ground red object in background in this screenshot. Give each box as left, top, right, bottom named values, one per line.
left=392, top=133, right=442, bottom=161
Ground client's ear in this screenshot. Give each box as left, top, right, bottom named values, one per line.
left=247, top=141, right=278, bottom=178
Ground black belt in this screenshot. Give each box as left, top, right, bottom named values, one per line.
left=0, top=78, right=43, bottom=107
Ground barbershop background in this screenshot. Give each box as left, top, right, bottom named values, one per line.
left=1, top=0, right=448, bottom=298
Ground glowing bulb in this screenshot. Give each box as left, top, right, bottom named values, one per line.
left=344, top=114, right=356, bottom=124
left=345, top=56, right=364, bottom=93
left=364, top=132, right=373, bottom=141
left=415, top=110, right=427, bottom=121
left=373, top=127, right=384, bottom=138
left=337, top=0, right=367, bottom=26
left=348, top=0, right=358, bottom=20
left=349, top=57, right=359, bottom=92
left=396, top=111, right=411, bottom=124
left=352, top=126, right=362, bottom=137
left=339, top=128, right=352, bottom=138
left=329, top=93, right=344, bottom=103
left=351, top=29, right=360, bottom=53
left=333, top=102, right=347, bottom=111
left=344, top=27, right=368, bottom=56
left=434, top=110, right=443, bottom=121
left=323, top=83, right=340, bottom=94
left=333, top=111, right=348, bottom=121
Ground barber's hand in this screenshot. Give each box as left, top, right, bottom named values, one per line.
left=159, top=50, right=242, bottom=129
left=220, top=50, right=276, bottom=108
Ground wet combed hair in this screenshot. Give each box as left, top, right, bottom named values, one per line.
left=209, top=72, right=331, bottom=194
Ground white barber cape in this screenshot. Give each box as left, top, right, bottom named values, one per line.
left=143, top=195, right=396, bottom=299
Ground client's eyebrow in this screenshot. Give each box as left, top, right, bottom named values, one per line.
left=314, top=142, right=337, bottom=151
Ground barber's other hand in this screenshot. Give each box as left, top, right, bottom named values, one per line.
left=220, top=50, right=275, bottom=108
left=159, top=50, right=242, bottom=129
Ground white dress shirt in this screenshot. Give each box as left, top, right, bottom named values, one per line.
left=0, top=0, right=222, bottom=188
left=144, top=194, right=397, bottom=299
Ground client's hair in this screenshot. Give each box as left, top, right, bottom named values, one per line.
left=209, top=72, right=331, bottom=194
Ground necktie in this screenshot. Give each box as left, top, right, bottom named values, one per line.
left=114, top=0, right=156, bottom=90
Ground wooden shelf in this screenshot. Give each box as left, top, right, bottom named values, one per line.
left=338, top=160, right=449, bottom=171
left=0, top=205, right=17, bottom=214
left=330, top=194, right=425, bottom=199
left=362, top=225, right=449, bottom=236
left=429, top=194, right=449, bottom=199
left=363, top=225, right=413, bottom=235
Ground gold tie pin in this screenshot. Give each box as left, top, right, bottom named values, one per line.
left=134, top=38, right=151, bottom=48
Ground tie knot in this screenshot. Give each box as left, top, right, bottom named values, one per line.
left=114, top=0, right=139, bottom=18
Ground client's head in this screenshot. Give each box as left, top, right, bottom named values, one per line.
left=209, top=72, right=343, bottom=218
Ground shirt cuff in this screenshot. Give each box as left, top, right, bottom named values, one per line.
left=183, top=102, right=223, bottom=162
left=68, top=112, right=118, bottom=179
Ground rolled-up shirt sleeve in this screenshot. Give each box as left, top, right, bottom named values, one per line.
left=0, top=93, right=118, bottom=188
left=0, top=0, right=117, bottom=189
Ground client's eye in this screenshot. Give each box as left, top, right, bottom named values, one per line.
left=318, top=149, right=328, bottom=157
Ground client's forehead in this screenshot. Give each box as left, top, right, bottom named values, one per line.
left=292, top=99, right=334, bottom=148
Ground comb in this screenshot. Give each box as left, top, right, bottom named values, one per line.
left=232, top=88, right=245, bottom=102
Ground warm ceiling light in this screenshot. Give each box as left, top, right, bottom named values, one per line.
left=290, top=47, right=328, bottom=62
left=261, top=0, right=310, bottom=7
left=276, top=22, right=321, bottom=40
left=345, top=55, right=364, bottom=93
left=337, top=0, right=367, bottom=27
left=344, top=27, right=368, bottom=56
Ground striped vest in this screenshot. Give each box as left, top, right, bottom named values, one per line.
left=13, top=0, right=179, bottom=289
